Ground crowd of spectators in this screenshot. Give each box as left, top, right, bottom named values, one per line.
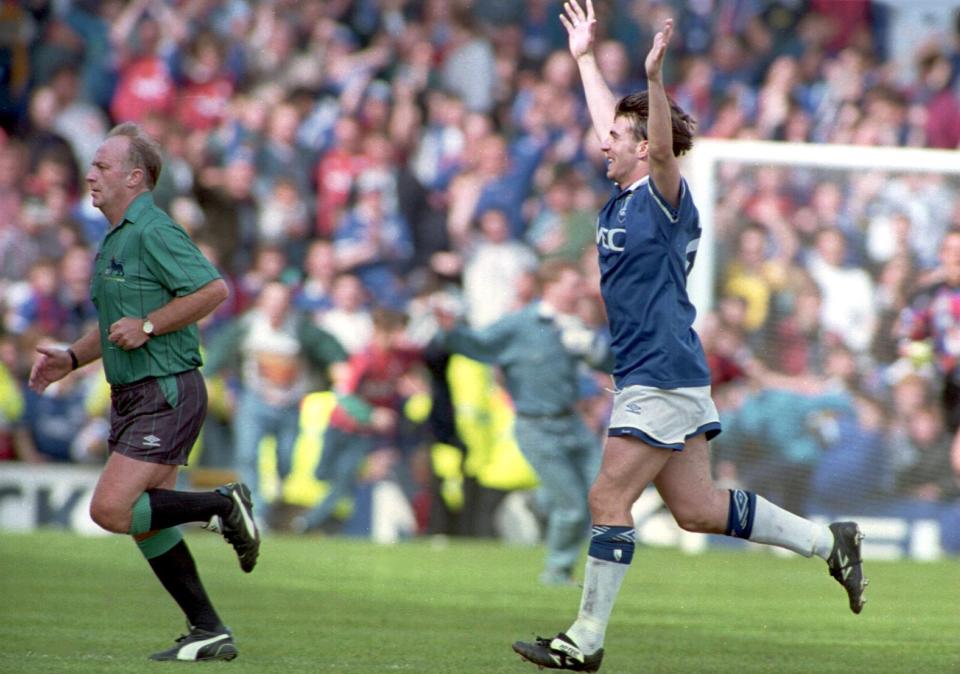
left=3, top=0, right=960, bottom=535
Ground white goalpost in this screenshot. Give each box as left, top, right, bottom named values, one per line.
left=673, top=139, right=960, bottom=560
left=685, top=138, right=960, bottom=314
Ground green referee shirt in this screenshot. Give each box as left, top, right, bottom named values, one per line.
left=91, top=192, right=221, bottom=386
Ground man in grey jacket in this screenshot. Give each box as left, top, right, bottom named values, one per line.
left=435, top=259, right=613, bottom=584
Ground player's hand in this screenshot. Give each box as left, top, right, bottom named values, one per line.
left=645, top=18, right=674, bottom=82
left=29, top=346, right=72, bottom=394
left=559, top=0, right=596, bottom=60
left=108, top=317, right=151, bottom=351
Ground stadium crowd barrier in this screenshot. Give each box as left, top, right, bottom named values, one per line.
left=3, top=463, right=957, bottom=559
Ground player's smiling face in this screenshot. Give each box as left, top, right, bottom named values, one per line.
left=601, top=115, right=647, bottom=186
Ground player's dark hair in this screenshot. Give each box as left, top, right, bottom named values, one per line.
left=107, top=122, right=163, bottom=189
left=615, top=91, right=697, bottom=156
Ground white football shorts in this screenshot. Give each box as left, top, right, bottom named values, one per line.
left=608, top=384, right=722, bottom=450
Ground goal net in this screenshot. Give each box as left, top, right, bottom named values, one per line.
left=669, top=139, right=960, bottom=559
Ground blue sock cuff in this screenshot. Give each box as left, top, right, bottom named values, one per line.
left=588, top=525, right=636, bottom=564
left=726, top=489, right=756, bottom=539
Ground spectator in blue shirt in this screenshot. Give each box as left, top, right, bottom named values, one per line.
left=334, top=169, right=414, bottom=310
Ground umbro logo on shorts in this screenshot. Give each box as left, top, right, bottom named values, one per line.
left=625, top=401, right=643, bottom=415
left=142, top=434, right=162, bottom=448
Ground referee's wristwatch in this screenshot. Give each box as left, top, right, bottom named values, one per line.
left=142, top=318, right=156, bottom=338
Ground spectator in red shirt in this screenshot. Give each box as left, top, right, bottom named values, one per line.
left=913, top=49, right=960, bottom=150
left=293, top=307, right=424, bottom=533
left=315, top=116, right=367, bottom=237
left=109, top=3, right=176, bottom=123
left=175, top=31, right=234, bottom=132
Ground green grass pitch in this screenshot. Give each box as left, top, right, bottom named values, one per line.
left=0, top=530, right=957, bottom=673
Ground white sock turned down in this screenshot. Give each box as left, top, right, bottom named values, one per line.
left=750, top=495, right=834, bottom=560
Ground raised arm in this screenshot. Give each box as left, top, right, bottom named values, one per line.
left=433, top=305, right=515, bottom=365
left=560, top=0, right=617, bottom=143
left=109, top=0, right=150, bottom=51
left=644, top=19, right=681, bottom=207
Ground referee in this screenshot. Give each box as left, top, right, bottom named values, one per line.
left=29, top=122, right=259, bottom=662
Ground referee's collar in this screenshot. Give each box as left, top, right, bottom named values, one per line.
left=117, top=191, right=155, bottom=228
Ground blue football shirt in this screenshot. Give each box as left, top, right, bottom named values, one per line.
left=596, top=175, right=711, bottom=389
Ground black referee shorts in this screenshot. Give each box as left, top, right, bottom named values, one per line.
left=108, top=369, right=208, bottom=465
